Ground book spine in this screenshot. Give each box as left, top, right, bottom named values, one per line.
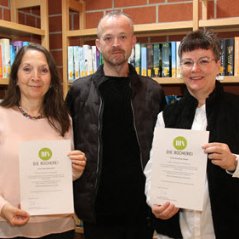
left=128, top=46, right=135, bottom=67
left=153, top=43, right=160, bottom=77
left=0, top=39, right=11, bottom=78
left=176, top=41, right=181, bottom=78
left=67, top=46, right=74, bottom=82
left=225, top=38, right=234, bottom=76
left=219, top=39, right=226, bottom=77
left=162, top=42, right=171, bottom=77
left=73, top=46, right=80, bottom=80
left=171, top=41, right=177, bottom=78
left=91, top=46, right=98, bottom=73
left=141, top=44, right=147, bottom=76
left=134, top=43, right=141, bottom=75
left=234, top=37, right=239, bottom=76
left=0, top=44, right=2, bottom=78
left=147, top=43, right=153, bottom=77
left=87, top=46, right=93, bottom=75
left=10, top=44, right=16, bottom=66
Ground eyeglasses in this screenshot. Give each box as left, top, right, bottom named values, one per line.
left=180, top=57, right=216, bottom=70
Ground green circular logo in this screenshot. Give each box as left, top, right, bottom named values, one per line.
left=38, top=148, right=52, bottom=160
left=173, top=136, right=187, bottom=150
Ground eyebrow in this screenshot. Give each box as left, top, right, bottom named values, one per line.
left=181, top=56, right=212, bottom=60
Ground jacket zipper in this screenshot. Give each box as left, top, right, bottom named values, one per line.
left=130, top=86, right=144, bottom=171
left=94, top=96, right=103, bottom=199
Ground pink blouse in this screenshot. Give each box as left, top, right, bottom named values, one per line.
left=0, top=107, right=75, bottom=238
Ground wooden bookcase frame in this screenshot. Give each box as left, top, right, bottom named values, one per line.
left=61, top=0, right=239, bottom=95
left=0, top=0, right=49, bottom=86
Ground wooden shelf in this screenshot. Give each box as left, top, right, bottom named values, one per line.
left=67, top=76, right=239, bottom=89
left=154, top=76, right=239, bottom=85
left=0, top=78, right=9, bottom=85
left=66, top=20, right=194, bottom=38
left=0, top=19, right=45, bottom=37
left=199, top=17, right=239, bottom=29
left=216, top=76, right=239, bottom=83
left=153, top=77, right=183, bottom=84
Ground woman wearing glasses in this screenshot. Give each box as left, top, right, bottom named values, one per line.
left=144, top=29, right=239, bottom=239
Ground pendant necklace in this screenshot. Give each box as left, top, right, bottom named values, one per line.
left=18, top=105, right=43, bottom=120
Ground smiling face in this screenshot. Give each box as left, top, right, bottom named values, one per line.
left=17, top=49, right=51, bottom=104
left=95, top=14, right=136, bottom=67
left=180, top=48, right=220, bottom=100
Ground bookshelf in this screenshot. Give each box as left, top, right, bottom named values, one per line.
left=61, top=0, right=239, bottom=96
left=0, top=0, right=49, bottom=87
left=61, top=0, right=196, bottom=95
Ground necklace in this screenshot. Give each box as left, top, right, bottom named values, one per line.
left=18, top=105, right=43, bottom=120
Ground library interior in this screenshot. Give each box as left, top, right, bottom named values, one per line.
left=0, top=0, right=239, bottom=238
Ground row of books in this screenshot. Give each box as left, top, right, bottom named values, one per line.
left=68, top=45, right=103, bottom=82
left=0, top=39, right=29, bottom=78
left=129, top=42, right=180, bottom=78
left=221, top=37, right=237, bottom=77
left=129, top=38, right=239, bottom=78
left=68, top=37, right=239, bottom=82
left=67, top=42, right=180, bottom=81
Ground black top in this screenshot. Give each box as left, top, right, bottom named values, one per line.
left=96, top=76, right=146, bottom=224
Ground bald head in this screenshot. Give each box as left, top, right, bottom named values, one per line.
left=97, top=11, right=134, bottom=38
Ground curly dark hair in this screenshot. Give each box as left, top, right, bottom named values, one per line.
left=178, top=28, right=221, bottom=61
left=0, top=43, right=70, bottom=136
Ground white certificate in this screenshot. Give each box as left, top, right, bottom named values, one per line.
left=150, top=128, right=209, bottom=211
left=19, top=140, right=74, bottom=216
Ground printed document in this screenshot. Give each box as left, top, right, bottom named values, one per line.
left=149, top=128, right=209, bottom=211
left=19, top=140, right=74, bottom=215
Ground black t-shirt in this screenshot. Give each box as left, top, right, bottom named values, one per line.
left=95, top=76, right=147, bottom=224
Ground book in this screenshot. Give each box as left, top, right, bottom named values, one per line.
left=11, top=40, right=23, bottom=54
left=67, top=46, right=74, bottom=82
left=96, top=47, right=101, bottom=69
left=146, top=43, right=154, bottom=77
left=176, top=41, right=181, bottom=78
left=128, top=46, right=135, bottom=67
left=79, top=46, right=85, bottom=77
left=10, top=44, right=16, bottom=66
left=0, top=38, right=11, bottom=78
left=153, top=43, right=162, bottom=77
left=87, top=46, right=93, bottom=75
left=99, top=51, right=104, bottom=66
left=91, top=45, right=98, bottom=73
left=165, top=95, right=182, bottom=104
left=171, top=41, right=177, bottom=78
left=161, top=42, right=171, bottom=77
left=141, top=44, right=147, bottom=76
left=22, top=41, right=30, bottom=47
left=219, top=39, right=226, bottom=77
left=73, top=46, right=80, bottom=80
left=0, top=44, right=2, bottom=78
left=234, top=37, right=239, bottom=76
left=82, top=45, right=91, bottom=76
left=134, top=43, right=141, bottom=75
left=225, top=38, right=234, bottom=76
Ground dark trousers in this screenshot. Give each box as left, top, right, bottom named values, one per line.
left=8, top=230, right=75, bottom=239
left=84, top=219, right=153, bottom=239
